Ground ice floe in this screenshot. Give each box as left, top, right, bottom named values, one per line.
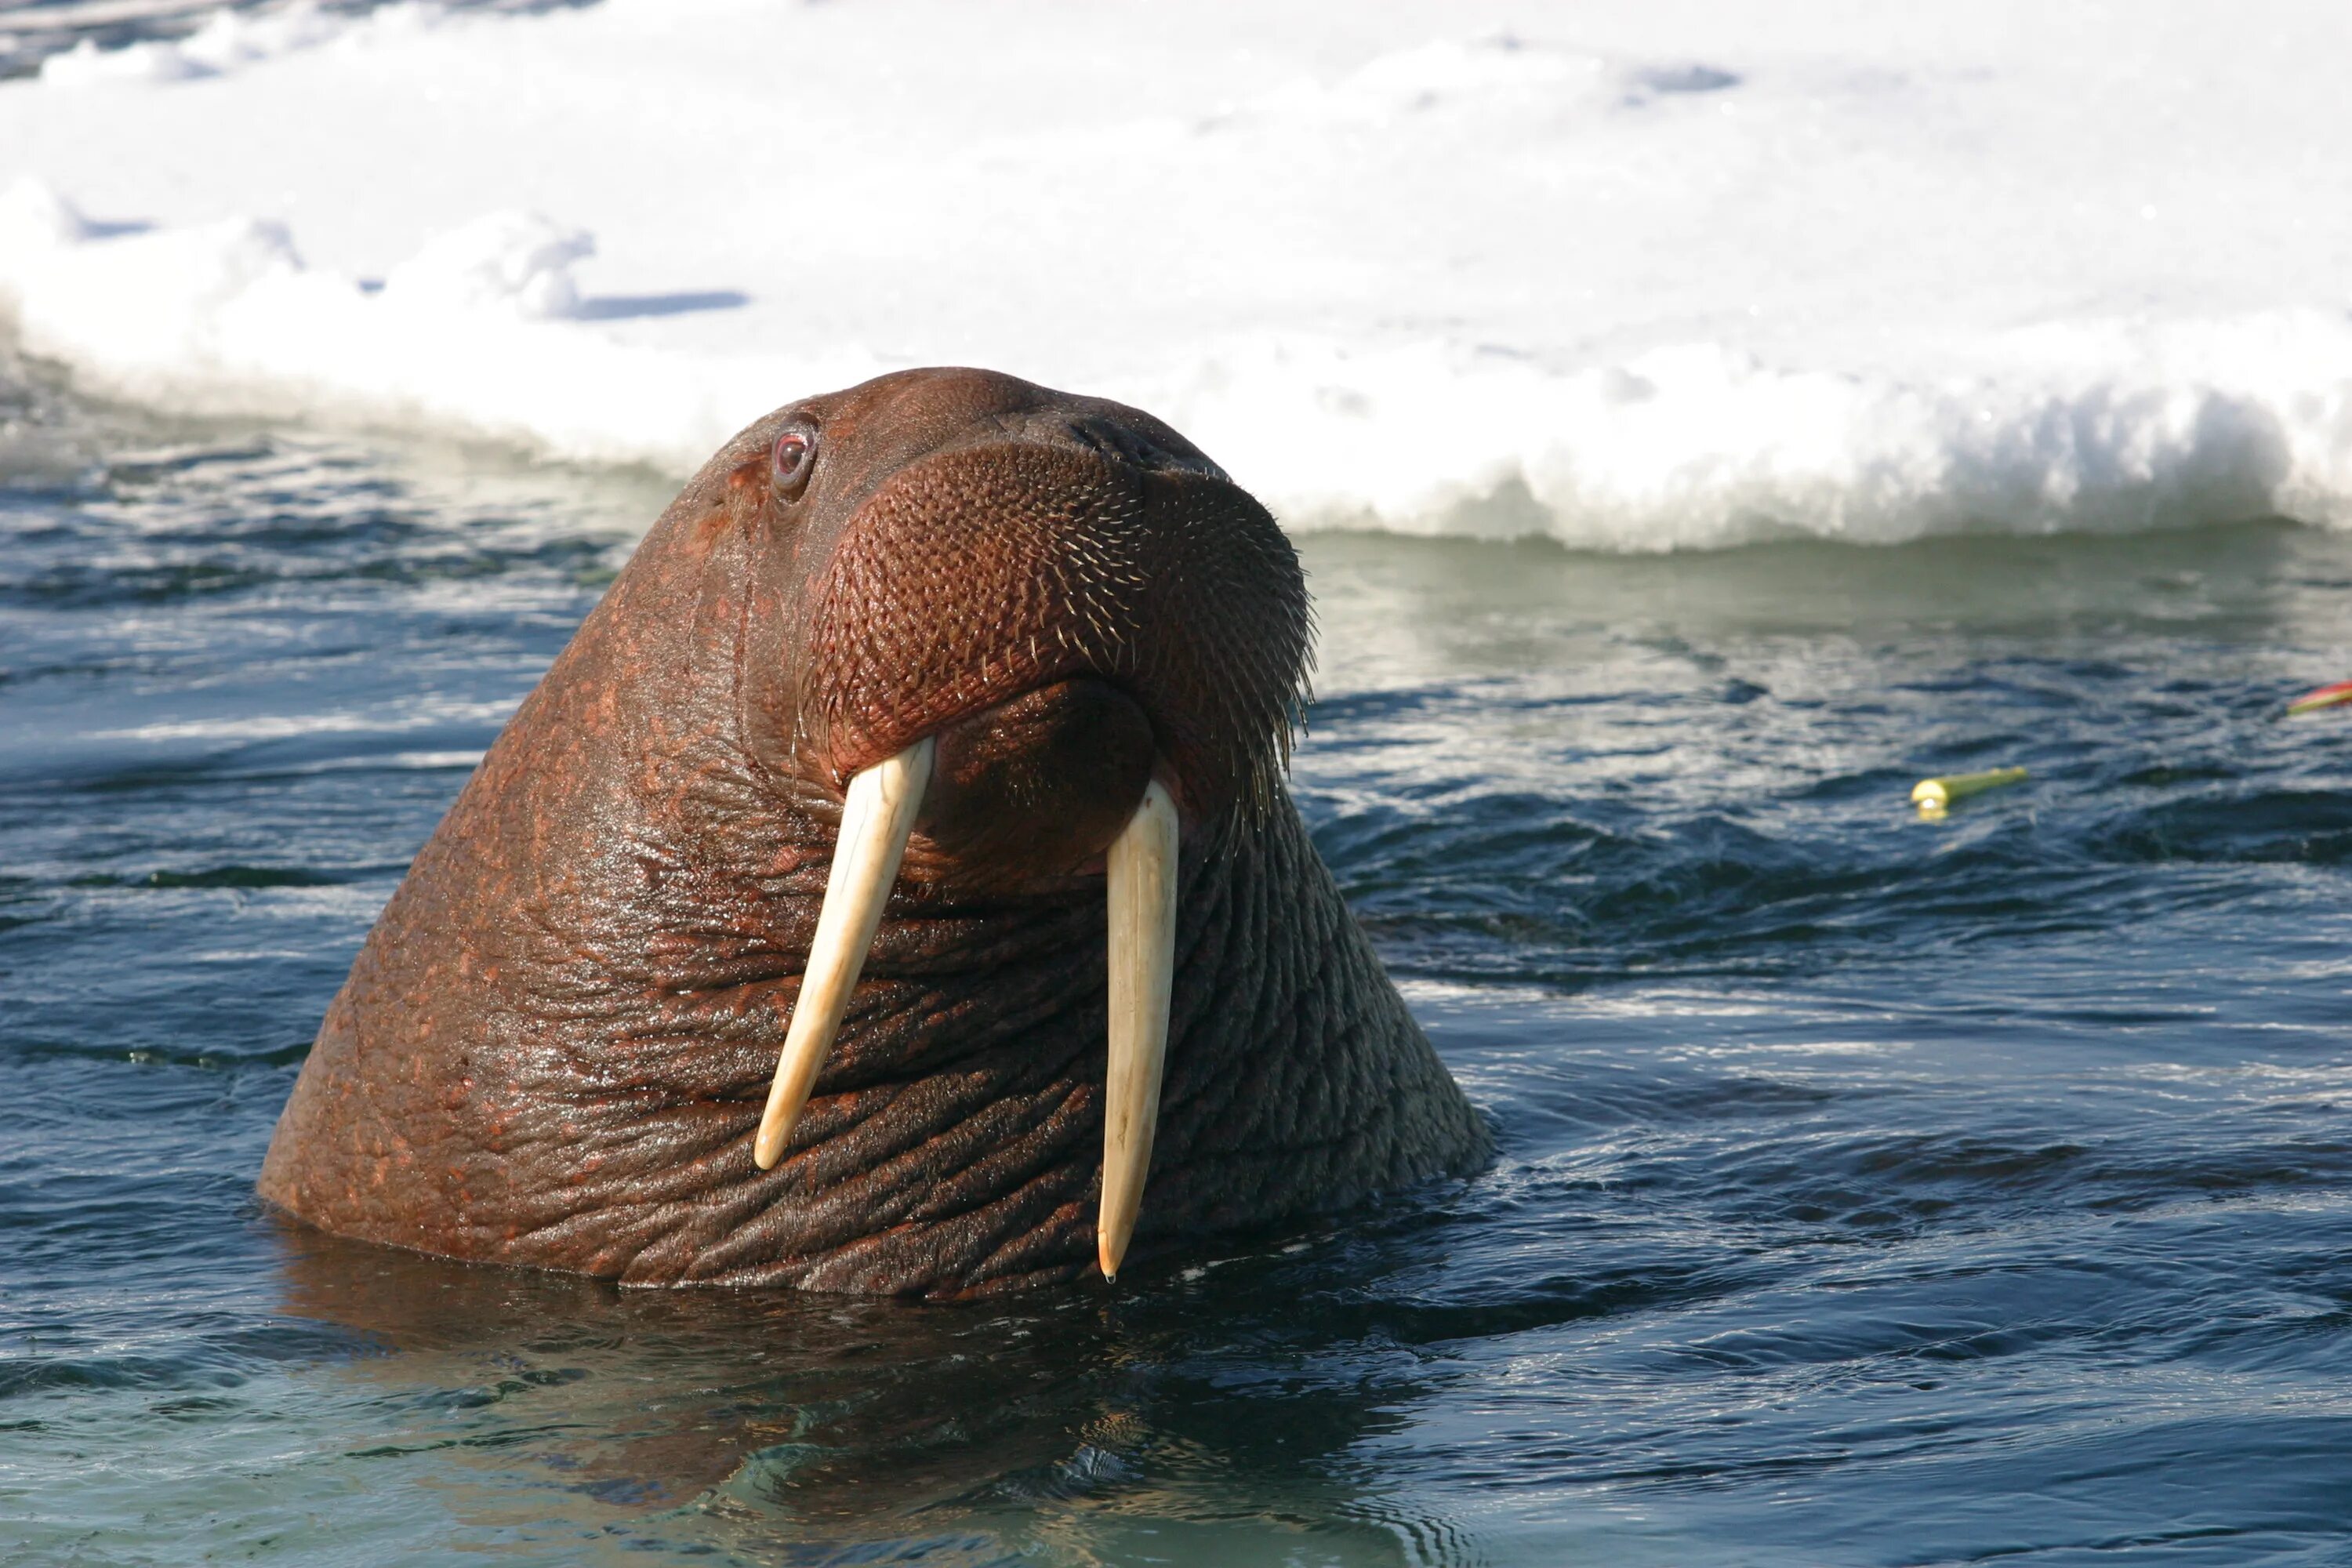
left=4, top=1, right=2350, bottom=550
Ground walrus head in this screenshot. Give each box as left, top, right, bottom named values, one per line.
left=780, top=370, right=1306, bottom=814
left=259, top=368, right=1488, bottom=1296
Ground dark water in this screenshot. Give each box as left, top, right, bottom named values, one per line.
left=4, top=358, right=2351, bottom=1566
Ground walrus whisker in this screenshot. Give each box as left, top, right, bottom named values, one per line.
left=753, top=737, right=936, bottom=1171
left=1099, top=777, right=1178, bottom=1281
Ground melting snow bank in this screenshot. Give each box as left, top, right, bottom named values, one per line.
left=5, top=0, right=2352, bottom=551
left=0, top=180, right=859, bottom=470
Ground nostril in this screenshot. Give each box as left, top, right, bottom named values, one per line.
left=1066, top=417, right=1214, bottom=477
left=1068, top=418, right=1153, bottom=468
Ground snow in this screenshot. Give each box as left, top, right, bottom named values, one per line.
left=3, top=0, right=2350, bottom=550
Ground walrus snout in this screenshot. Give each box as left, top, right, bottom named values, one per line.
left=802, top=435, right=1308, bottom=821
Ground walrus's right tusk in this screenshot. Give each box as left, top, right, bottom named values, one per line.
left=753, top=738, right=935, bottom=1171
left=1098, top=778, right=1178, bottom=1281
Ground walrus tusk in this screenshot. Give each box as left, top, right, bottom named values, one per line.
left=753, top=737, right=935, bottom=1171
left=1099, top=778, right=1178, bottom=1281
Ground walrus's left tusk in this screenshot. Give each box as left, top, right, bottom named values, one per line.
left=753, top=738, right=935, bottom=1171
left=1099, top=778, right=1178, bottom=1280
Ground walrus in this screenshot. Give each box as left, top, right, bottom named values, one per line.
left=258, top=367, right=1490, bottom=1296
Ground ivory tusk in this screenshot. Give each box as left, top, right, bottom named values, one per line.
left=753, top=737, right=935, bottom=1171
left=1098, top=778, right=1178, bottom=1280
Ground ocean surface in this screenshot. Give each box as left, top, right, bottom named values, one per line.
left=5, top=357, right=2350, bottom=1567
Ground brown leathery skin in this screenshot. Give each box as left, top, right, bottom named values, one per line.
left=256, top=366, right=1491, bottom=1296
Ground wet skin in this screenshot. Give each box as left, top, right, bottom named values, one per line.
left=258, top=368, right=1490, bottom=1297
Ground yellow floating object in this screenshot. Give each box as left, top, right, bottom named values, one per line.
left=2286, top=679, right=2352, bottom=717
left=1911, top=766, right=2028, bottom=811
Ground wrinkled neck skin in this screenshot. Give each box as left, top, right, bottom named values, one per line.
left=259, top=381, right=1490, bottom=1298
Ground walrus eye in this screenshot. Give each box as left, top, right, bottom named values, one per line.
left=771, top=420, right=818, bottom=499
